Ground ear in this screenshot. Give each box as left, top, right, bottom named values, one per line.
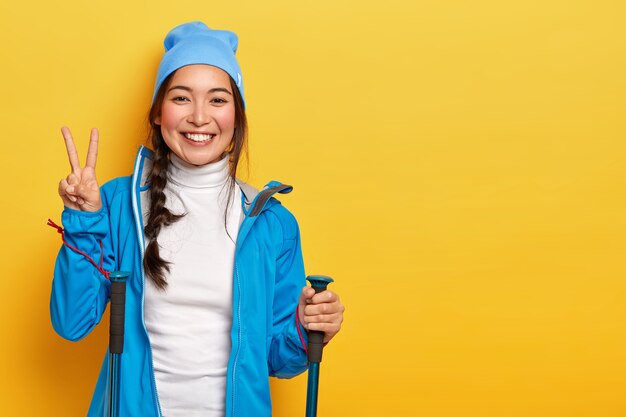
left=154, top=114, right=161, bottom=125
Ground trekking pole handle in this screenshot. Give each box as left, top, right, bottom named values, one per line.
left=306, top=275, right=334, bottom=363
left=109, top=272, right=129, bottom=354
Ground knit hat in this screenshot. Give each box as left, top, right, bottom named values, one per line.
left=152, top=21, right=244, bottom=105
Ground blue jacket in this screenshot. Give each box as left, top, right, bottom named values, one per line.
left=50, top=146, right=309, bottom=416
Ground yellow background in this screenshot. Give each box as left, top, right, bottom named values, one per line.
left=1, top=1, right=625, bottom=416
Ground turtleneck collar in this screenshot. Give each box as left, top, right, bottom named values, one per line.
left=168, top=152, right=231, bottom=189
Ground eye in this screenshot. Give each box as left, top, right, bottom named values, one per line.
left=172, top=96, right=190, bottom=102
left=210, top=97, right=228, bottom=104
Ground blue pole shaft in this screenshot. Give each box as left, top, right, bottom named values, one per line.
left=306, top=362, right=320, bottom=417
left=109, top=353, right=121, bottom=417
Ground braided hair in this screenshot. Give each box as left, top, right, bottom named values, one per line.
left=143, top=73, right=248, bottom=290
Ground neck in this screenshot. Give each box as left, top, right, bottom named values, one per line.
left=168, top=153, right=231, bottom=189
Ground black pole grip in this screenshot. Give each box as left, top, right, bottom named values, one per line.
left=109, top=272, right=129, bottom=354
left=306, top=275, right=334, bottom=364
left=307, top=285, right=326, bottom=363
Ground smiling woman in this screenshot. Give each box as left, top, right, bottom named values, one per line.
left=49, top=21, right=345, bottom=417
left=156, top=65, right=237, bottom=166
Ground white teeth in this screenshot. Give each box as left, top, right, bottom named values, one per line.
left=184, top=133, right=214, bottom=142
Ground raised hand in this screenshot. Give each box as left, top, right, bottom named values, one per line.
left=58, top=127, right=102, bottom=212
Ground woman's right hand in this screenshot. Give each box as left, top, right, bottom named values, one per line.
left=58, top=126, right=102, bottom=212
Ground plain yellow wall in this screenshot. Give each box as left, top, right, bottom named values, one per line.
left=1, top=1, right=625, bottom=416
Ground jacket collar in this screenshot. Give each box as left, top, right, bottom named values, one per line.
left=132, top=145, right=292, bottom=219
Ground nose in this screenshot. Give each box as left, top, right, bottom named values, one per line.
left=187, top=103, right=211, bottom=126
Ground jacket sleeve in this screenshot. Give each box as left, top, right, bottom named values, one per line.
left=50, top=206, right=115, bottom=342
left=267, top=205, right=309, bottom=378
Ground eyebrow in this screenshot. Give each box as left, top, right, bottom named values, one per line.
left=167, top=85, right=233, bottom=95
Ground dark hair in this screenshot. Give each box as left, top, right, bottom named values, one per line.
left=143, top=73, right=248, bottom=290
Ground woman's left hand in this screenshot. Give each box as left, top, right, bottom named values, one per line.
left=298, top=286, right=345, bottom=344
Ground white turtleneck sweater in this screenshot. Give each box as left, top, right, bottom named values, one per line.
left=144, top=153, right=242, bottom=417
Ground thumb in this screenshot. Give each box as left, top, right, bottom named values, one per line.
left=299, top=286, right=315, bottom=304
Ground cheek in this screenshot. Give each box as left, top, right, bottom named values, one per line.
left=216, top=108, right=236, bottom=133
left=160, top=103, right=181, bottom=131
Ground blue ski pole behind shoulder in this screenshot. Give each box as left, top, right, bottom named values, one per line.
left=305, top=275, right=334, bottom=417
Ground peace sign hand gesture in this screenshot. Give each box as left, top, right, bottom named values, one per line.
left=58, top=127, right=102, bottom=212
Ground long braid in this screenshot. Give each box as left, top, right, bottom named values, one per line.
left=143, top=132, right=184, bottom=290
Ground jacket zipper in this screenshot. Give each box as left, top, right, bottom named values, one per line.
left=140, top=244, right=164, bottom=417
left=131, top=160, right=163, bottom=417
left=231, top=261, right=243, bottom=417
left=229, top=187, right=282, bottom=415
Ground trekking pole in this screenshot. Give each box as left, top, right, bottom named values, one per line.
left=305, top=275, right=334, bottom=417
left=107, top=272, right=129, bottom=417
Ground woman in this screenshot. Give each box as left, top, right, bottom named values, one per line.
left=50, top=21, right=344, bottom=417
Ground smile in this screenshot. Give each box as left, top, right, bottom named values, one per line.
left=184, top=132, right=215, bottom=142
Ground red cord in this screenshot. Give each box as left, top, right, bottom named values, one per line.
left=47, top=219, right=111, bottom=280
left=295, top=304, right=308, bottom=353
left=295, top=301, right=329, bottom=354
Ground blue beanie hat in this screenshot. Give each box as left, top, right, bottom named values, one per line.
left=153, top=21, right=244, bottom=105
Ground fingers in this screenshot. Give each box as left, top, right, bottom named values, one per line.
left=297, top=286, right=344, bottom=344
left=85, top=128, right=99, bottom=169
left=58, top=127, right=102, bottom=212
left=62, top=126, right=99, bottom=170
left=66, top=172, right=79, bottom=186
left=59, top=173, right=100, bottom=210
left=59, top=176, right=86, bottom=204
left=61, top=126, right=81, bottom=173
left=303, top=292, right=343, bottom=315
left=303, top=309, right=343, bottom=344
left=58, top=178, right=77, bottom=203
left=306, top=290, right=339, bottom=306
left=304, top=312, right=343, bottom=328
left=300, top=287, right=345, bottom=342
left=299, top=288, right=342, bottom=311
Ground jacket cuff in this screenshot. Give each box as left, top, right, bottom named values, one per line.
left=61, top=207, right=109, bottom=245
